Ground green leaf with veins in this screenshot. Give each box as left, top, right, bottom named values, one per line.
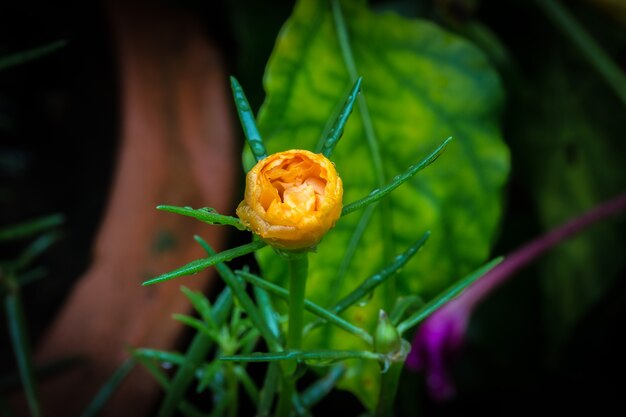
left=247, top=0, right=509, bottom=408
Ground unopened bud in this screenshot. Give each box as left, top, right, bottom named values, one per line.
left=374, top=309, right=401, bottom=354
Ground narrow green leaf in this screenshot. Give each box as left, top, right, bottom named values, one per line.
left=132, top=352, right=207, bottom=417
left=156, top=237, right=281, bottom=417
left=292, top=393, right=313, bottom=417
left=195, top=361, right=223, bottom=394
left=156, top=323, right=228, bottom=415
left=300, top=365, right=345, bottom=408
left=219, top=349, right=383, bottom=364
left=133, top=349, right=185, bottom=366
left=193, top=238, right=282, bottom=353
left=257, top=362, right=280, bottom=417
left=229, top=301, right=245, bottom=340
left=238, top=328, right=261, bottom=354
left=332, top=204, right=376, bottom=294
left=157, top=205, right=246, bottom=231
left=0, top=214, right=63, bottom=242
left=236, top=270, right=373, bottom=346
left=80, top=359, right=135, bottom=417
left=0, top=40, right=66, bottom=72
left=5, top=291, right=40, bottom=417
left=14, top=231, right=62, bottom=272
left=389, top=295, right=424, bottom=325
left=231, top=316, right=255, bottom=344
left=172, top=314, right=221, bottom=342
left=253, top=286, right=281, bottom=339
left=397, top=256, right=504, bottom=334
left=327, top=232, right=430, bottom=317
left=233, top=366, right=259, bottom=406
left=133, top=348, right=217, bottom=387
left=224, top=363, right=240, bottom=417
left=230, top=76, right=267, bottom=161
left=319, top=77, right=362, bottom=157
left=156, top=271, right=233, bottom=417
left=180, top=286, right=219, bottom=331
left=341, top=138, right=453, bottom=216
left=142, top=240, right=266, bottom=286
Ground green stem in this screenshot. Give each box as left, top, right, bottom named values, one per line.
left=286, top=256, right=309, bottom=354
left=535, top=0, right=626, bottom=107
left=226, top=363, right=238, bottom=417
left=234, top=366, right=260, bottom=406
left=374, top=362, right=403, bottom=417
left=258, top=362, right=280, bottom=417
left=0, top=213, right=63, bottom=242
left=330, top=0, right=384, bottom=181
left=237, top=270, right=373, bottom=345
left=330, top=0, right=395, bottom=310
left=275, top=370, right=295, bottom=417
left=275, top=255, right=309, bottom=417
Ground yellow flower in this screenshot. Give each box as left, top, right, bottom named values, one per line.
left=237, top=149, right=343, bottom=251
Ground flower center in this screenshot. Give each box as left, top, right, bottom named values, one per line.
left=261, top=155, right=328, bottom=217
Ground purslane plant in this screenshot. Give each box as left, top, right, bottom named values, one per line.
left=139, top=76, right=501, bottom=417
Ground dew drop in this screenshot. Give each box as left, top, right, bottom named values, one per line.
left=236, top=96, right=250, bottom=111
left=251, top=142, right=266, bottom=155
left=357, top=291, right=375, bottom=307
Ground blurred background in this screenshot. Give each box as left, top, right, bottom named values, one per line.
left=1, top=0, right=625, bottom=415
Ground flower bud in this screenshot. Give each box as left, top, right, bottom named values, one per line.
left=236, top=149, right=343, bottom=251
left=374, top=310, right=402, bottom=355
